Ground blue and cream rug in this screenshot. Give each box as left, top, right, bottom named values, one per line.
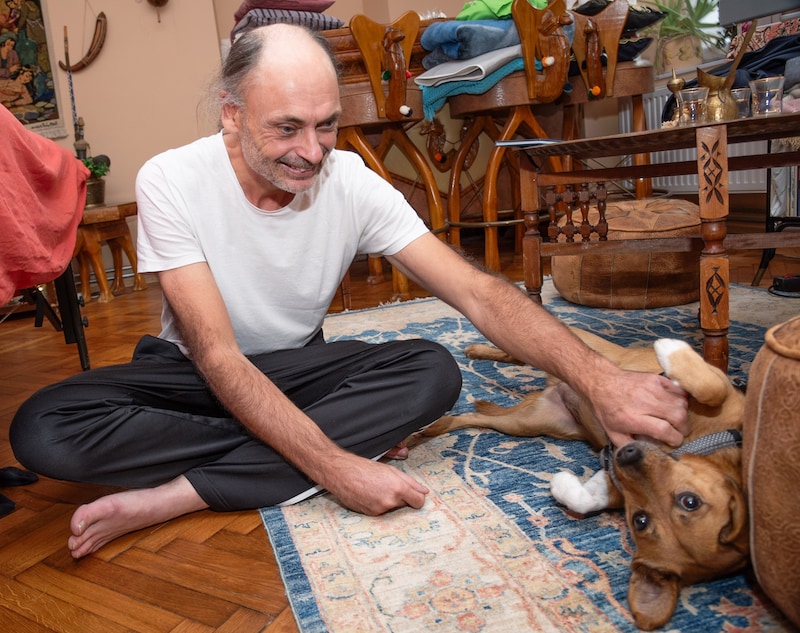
left=261, top=281, right=799, bottom=633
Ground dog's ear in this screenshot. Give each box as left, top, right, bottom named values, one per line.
left=719, top=476, right=749, bottom=548
left=628, top=561, right=680, bottom=631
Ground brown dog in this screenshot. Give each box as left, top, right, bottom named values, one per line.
left=424, top=328, right=749, bottom=630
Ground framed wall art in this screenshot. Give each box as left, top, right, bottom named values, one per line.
left=1, top=0, right=67, bottom=138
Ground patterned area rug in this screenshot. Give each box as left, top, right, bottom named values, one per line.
left=261, top=281, right=799, bottom=633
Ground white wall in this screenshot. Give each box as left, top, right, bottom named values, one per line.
left=43, top=0, right=221, bottom=206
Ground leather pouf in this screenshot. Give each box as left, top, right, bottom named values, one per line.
left=743, top=316, right=800, bottom=628
left=550, top=198, right=700, bottom=308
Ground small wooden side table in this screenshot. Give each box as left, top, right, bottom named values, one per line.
left=74, top=201, right=147, bottom=303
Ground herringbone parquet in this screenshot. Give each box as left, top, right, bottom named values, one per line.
left=1, top=234, right=798, bottom=632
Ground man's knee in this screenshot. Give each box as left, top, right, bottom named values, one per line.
left=9, top=384, right=81, bottom=478
left=395, top=339, right=462, bottom=413
left=10, top=391, right=54, bottom=473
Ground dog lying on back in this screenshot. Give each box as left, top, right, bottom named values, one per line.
left=424, top=328, right=748, bottom=630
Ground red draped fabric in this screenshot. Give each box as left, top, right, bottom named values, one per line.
left=0, top=106, right=88, bottom=304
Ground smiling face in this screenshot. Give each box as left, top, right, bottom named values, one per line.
left=222, top=25, right=341, bottom=207
left=236, top=71, right=340, bottom=195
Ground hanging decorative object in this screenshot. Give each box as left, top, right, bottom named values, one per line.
left=58, top=12, right=107, bottom=72
left=62, top=20, right=111, bottom=207
left=147, top=0, right=169, bottom=22
left=61, top=25, right=86, bottom=157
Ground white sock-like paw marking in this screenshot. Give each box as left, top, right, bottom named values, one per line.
left=654, top=338, right=690, bottom=379
left=551, top=470, right=609, bottom=514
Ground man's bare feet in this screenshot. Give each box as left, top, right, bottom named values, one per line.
left=68, top=475, right=208, bottom=558
left=383, top=440, right=409, bottom=461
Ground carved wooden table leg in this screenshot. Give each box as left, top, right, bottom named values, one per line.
left=521, top=160, right=544, bottom=303
left=696, top=125, right=730, bottom=373
left=77, top=223, right=114, bottom=303
left=108, top=240, right=125, bottom=294
left=108, top=234, right=148, bottom=293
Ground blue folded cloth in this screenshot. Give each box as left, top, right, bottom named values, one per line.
left=421, top=19, right=520, bottom=68
left=421, top=56, right=526, bottom=120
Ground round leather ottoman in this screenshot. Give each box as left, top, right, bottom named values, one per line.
left=550, top=197, right=700, bottom=308
left=743, top=316, right=800, bottom=628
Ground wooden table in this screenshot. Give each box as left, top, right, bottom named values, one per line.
left=515, top=112, right=800, bottom=373
left=75, top=201, right=147, bottom=303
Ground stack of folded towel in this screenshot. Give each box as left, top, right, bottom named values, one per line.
left=414, top=3, right=555, bottom=120
left=415, top=0, right=664, bottom=120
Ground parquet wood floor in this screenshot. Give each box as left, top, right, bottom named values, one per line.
left=1, top=232, right=798, bottom=632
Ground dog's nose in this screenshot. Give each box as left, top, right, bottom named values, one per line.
left=616, top=443, right=644, bottom=467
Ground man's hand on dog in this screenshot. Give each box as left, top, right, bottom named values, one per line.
left=594, top=370, right=689, bottom=447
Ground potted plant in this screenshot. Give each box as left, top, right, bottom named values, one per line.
left=649, top=0, right=726, bottom=73
left=81, top=154, right=111, bottom=208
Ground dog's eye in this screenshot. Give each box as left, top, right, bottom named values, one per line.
left=677, top=493, right=702, bottom=511
left=632, top=511, right=648, bottom=531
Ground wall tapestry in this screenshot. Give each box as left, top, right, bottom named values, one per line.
left=1, top=0, right=67, bottom=138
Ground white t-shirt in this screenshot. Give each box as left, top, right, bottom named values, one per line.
left=135, top=133, right=428, bottom=356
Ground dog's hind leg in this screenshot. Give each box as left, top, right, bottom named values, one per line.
left=654, top=339, right=730, bottom=407
left=423, top=383, right=589, bottom=440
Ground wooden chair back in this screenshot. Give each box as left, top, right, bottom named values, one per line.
left=570, top=0, right=629, bottom=98
left=349, top=12, right=420, bottom=121
left=512, top=0, right=572, bottom=102
left=512, top=0, right=631, bottom=102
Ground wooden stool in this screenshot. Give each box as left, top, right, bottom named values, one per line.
left=550, top=197, right=701, bottom=308
left=73, top=202, right=147, bottom=303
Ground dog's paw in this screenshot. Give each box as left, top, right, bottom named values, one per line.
left=464, top=343, right=495, bottom=359
left=464, top=343, right=522, bottom=364
left=653, top=338, right=690, bottom=377
left=654, top=337, right=730, bottom=406
left=551, top=470, right=609, bottom=514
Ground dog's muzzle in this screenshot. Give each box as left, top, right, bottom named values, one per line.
left=601, top=429, right=743, bottom=492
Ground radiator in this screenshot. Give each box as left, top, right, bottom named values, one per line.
left=618, top=86, right=767, bottom=193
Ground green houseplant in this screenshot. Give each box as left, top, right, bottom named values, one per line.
left=82, top=156, right=110, bottom=180
left=650, top=0, right=726, bottom=73
left=81, top=155, right=111, bottom=209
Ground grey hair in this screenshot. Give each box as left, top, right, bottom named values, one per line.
left=214, top=25, right=340, bottom=116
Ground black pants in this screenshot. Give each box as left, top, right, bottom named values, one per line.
left=10, top=333, right=462, bottom=511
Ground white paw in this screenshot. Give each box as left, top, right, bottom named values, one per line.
left=654, top=338, right=690, bottom=377
left=551, top=470, right=609, bottom=514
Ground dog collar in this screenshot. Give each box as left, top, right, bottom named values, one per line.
left=670, top=429, right=742, bottom=457
left=600, top=444, right=622, bottom=492
left=601, top=429, right=742, bottom=492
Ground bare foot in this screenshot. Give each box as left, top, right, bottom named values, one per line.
left=383, top=441, right=409, bottom=461
left=68, top=475, right=208, bottom=558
